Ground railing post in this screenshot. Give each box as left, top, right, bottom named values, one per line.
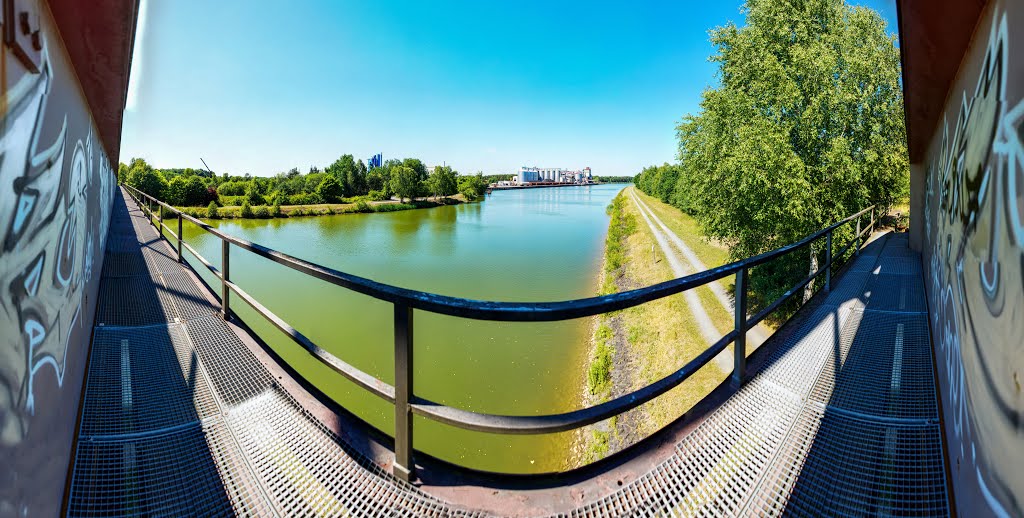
left=177, top=213, right=183, bottom=262
left=855, top=216, right=861, bottom=256
left=393, top=304, right=415, bottom=482
left=870, top=207, right=875, bottom=234
left=732, top=267, right=748, bottom=389
left=158, top=202, right=163, bottom=230
left=221, top=240, right=230, bottom=318
left=825, top=229, right=832, bottom=293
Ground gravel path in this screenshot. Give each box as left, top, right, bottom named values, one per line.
left=629, top=189, right=771, bottom=348
left=627, top=188, right=732, bottom=373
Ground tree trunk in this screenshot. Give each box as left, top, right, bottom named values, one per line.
left=803, top=247, right=818, bottom=303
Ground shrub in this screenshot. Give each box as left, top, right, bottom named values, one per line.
left=372, top=203, right=415, bottom=213
left=270, top=202, right=282, bottom=217
left=368, top=190, right=387, bottom=201
left=587, top=324, right=616, bottom=396
left=354, top=200, right=371, bottom=213
left=219, top=195, right=245, bottom=207
left=315, top=176, right=343, bottom=203
left=253, top=205, right=270, bottom=218
left=288, top=193, right=320, bottom=205
left=206, top=201, right=219, bottom=219
left=240, top=200, right=254, bottom=218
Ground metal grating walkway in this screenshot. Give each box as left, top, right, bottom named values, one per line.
left=68, top=189, right=950, bottom=516
left=70, top=189, right=482, bottom=517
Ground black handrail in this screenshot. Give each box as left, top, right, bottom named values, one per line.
left=124, top=184, right=875, bottom=481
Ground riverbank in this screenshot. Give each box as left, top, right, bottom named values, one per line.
left=164, top=195, right=474, bottom=220
left=578, top=187, right=731, bottom=461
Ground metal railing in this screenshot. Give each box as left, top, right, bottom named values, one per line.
left=123, top=184, right=875, bottom=481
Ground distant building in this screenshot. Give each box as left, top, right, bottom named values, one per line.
left=516, top=166, right=593, bottom=185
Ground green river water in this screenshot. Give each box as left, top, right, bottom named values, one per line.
left=174, top=183, right=626, bottom=473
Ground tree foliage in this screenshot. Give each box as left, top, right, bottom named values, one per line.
left=635, top=0, right=908, bottom=309
left=125, top=158, right=168, bottom=198
left=390, top=166, right=420, bottom=202
left=315, top=175, right=344, bottom=203
left=458, top=174, right=488, bottom=201
left=428, top=165, right=458, bottom=198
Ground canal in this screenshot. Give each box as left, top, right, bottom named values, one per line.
left=175, top=183, right=626, bottom=473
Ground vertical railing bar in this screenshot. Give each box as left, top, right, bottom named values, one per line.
left=825, top=229, right=832, bottom=293
left=393, top=304, right=415, bottom=481
left=731, top=267, right=748, bottom=389
left=222, top=239, right=230, bottom=318
left=855, top=215, right=861, bottom=256
left=177, top=213, right=183, bottom=262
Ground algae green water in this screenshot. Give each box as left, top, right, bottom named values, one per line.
left=174, top=184, right=625, bottom=473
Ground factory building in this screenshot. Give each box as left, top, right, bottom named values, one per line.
left=517, top=166, right=593, bottom=185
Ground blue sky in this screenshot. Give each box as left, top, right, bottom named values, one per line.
left=121, top=0, right=899, bottom=177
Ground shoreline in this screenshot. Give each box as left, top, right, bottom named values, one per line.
left=162, top=195, right=475, bottom=220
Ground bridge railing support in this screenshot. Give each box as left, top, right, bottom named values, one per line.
left=731, top=267, right=748, bottom=389
left=393, top=304, right=414, bottom=482
left=855, top=217, right=861, bottom=256
left=825, top=229, right=832, bottom=293
left=222, top=241, right=230, bottom=318
left=177, top=214, right=183, bottom=263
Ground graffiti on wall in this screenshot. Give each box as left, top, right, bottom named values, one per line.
left=0, top=38, right=113, bottom=445
left=923, top=7, right=1023, bottom=516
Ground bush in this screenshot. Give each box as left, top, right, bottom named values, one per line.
left=587, top=337, right=614, bottom=396
left=240, top=200, right=254, bottom=218
left=354, top=200, right=371, bottom=213
left=217, top=180, right=246, bottom=196
left=368, top=190, right=387, bottom=201
left=206, top=201, right=219, bottom=219
left=287, top=193, right=320, bottom=205
left=253, top=205, right=270, bottom=218
left=219, top=195, right=245, bottom=207
left=372, top=203, right=415, bottom=213
left=316, top=176, right=344, bottom=203
left=270, top=202, right=282, bottom=217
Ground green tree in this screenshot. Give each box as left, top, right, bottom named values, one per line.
left=316, top=175, right=344, bottom=203
left=428, top=165, right=458, bottom=199
left=390, top=165, right=420, bottom=202
left=240, top=200, right=254, bottom=218
left=402, top=158, right=429, bottom=184
left=349, top=159, right=368, bottom=196
left=244, top=181, right=265, bottom=205
left=458, top=173, right=487, bottom=201
left=667, top=0, right=907, bottom=308
left=206, top=201, right=219, bottom=219
left=183, top=176, right=208, bottom=206
left=125, top=158, right=167, bottom=198
left=326, top=154, right=357, bottom=195
left=165, top=176, right=188, bottom=206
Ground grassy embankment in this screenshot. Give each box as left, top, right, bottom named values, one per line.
left=580, top=187, right=737, bottom=462
left=160, top=195, right=471, bottom=220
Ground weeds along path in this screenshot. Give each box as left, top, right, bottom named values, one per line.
left=628, top=189, right=770, bottom=349
left=627, top=188, right=732, bottom=373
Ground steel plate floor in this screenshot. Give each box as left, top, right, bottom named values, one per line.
left=68, top=189, right=950, bottom=516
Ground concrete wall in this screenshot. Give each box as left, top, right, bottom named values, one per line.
left=0, top=1, right=116, bottom=515
left=918, top=1, right=1024, bottom=515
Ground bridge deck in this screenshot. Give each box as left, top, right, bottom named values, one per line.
left=67, top=188, right=950, bottom=516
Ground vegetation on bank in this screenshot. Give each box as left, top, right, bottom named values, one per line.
left=592, top=176, right=634, bottom=183
left=581, top=189, right=731, bottom=463
left=119, top=155, right=489, bottom=219
left=633, top=0, right=909, bottom=318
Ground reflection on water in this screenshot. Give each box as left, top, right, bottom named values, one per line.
left=178, top=184, right=626, bottom=472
